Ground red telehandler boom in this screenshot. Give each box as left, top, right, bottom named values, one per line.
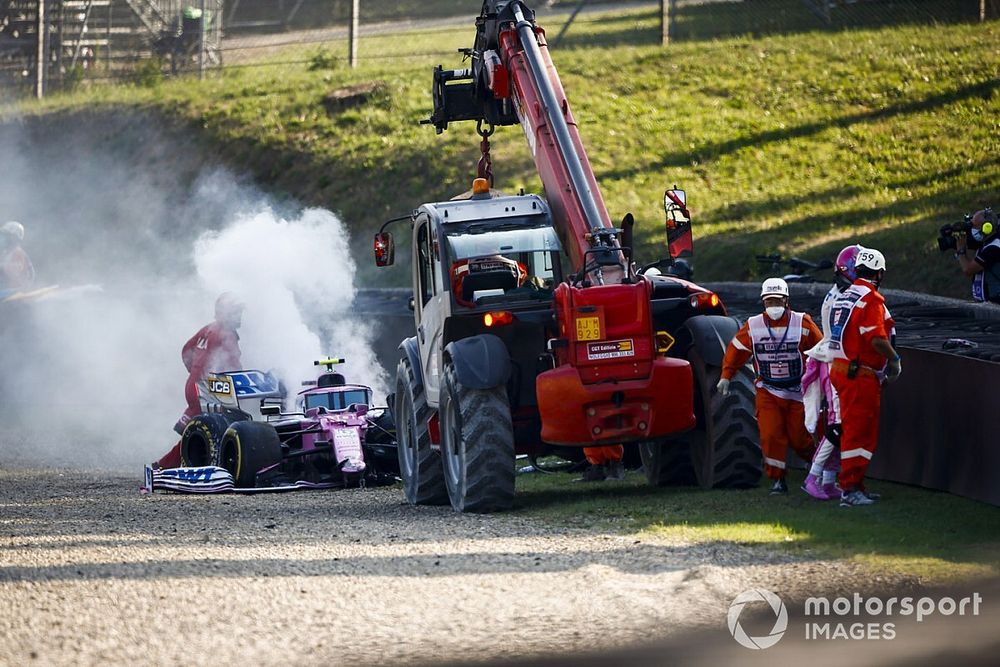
left=375, top=1, right=760, bottom=512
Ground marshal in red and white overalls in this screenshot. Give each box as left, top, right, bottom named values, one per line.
left=826, top=280, right=893, bottom=492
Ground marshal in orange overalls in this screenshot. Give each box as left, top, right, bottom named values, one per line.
left=722, top=310, right=822, bottom=480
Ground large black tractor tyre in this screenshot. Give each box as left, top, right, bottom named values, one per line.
left=687, top=347, right=762, bottom=489
left=440, top=365, right=515, bottom=513
left=639, top=438, right=696, bottom=487
left=395, top=356, right=448, bottom=505
left=180, top=414, right=233, bottom=467
left=218, top=421, right=282, bottom=488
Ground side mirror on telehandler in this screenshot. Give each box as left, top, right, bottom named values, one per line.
left=664, top=187, right=693, bottom=260
left=374, top=232, right=395, bottom=267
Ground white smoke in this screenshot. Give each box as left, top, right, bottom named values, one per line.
left=192, top=206, right=388, bottom=407
left=0, top=116, right=388, bottom=471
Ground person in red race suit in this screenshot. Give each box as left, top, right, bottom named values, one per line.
left=802, top=244, right=898, bottom=501
left=826, top=248, right=901, bottom=507
left=156, top=292, right=244, bottom=468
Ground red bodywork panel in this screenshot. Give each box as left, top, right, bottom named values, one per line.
left=427, top=412, right=441, bottom=447
left=537, top=359, right=694, bottom=445
left=537, top=282, right=695, bottom=444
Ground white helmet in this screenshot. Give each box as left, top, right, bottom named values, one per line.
left=854, top=247, right=886, bottom=273
left=2, top=221, right=24, bottom=241
left=760, top=277, right=789, bottom=299
left=215, top=292, right=245, bottom=326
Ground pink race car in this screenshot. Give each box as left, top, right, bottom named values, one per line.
left=149, top=359, right=397, bottom=493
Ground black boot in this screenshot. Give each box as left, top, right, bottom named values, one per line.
left=769, top=477, right=788, bottom=495
left=574, top=464, right=607, bottom=483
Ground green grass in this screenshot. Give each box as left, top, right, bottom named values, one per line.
left=7, top=4, right=999, bottom=294
left=512, top=467, right=1000, bottom=583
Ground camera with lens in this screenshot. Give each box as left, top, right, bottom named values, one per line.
left=938, top=215, right=974, bottom=252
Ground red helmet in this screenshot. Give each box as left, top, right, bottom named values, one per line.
left=834, top=245, right=863, bottom=282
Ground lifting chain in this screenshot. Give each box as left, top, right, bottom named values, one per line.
left=476, top=119, right=495, bottom=188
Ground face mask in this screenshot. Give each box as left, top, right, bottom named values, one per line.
left=765, top=306, right=786, bottom=320
left=971, top=228, right=984, bottom=242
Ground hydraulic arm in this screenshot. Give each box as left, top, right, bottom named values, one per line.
left=427, top=0, right=630, bottom=279
left=426, top=1, right=695, bottom=446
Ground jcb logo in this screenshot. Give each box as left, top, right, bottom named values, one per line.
left=210, top=380, right=232, bottom=394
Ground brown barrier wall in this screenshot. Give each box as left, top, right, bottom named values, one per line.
left=870, top=348, right=1000, bottom=506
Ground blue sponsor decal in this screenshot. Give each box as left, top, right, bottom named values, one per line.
left=229, top=371, right=280, bottom=397
left=161, top=468, right=217, bottom=482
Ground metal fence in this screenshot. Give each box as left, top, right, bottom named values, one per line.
left=0, top=0, right=224, bottom=95
left=1, top=0, right=996, bottom=98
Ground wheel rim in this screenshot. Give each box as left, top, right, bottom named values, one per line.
left=398, top=392, right=417, bottom=481
left=220, top=439, right=238, bottom=474
left=187, top=433, right=209, bottom=466
left=441, top=388, right=464, bottom=497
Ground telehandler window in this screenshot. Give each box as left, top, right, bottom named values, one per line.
left=417, top=222, right=434, bottom=306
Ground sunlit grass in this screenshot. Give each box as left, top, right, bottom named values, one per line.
left=512, top=468, right=1000, bottom=583
left=643, top=520, right=806, bottom=545
left=7, top=6, right=998, bottom=293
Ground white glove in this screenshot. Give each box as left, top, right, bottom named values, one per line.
left=802, top=380, right=820, bottom=433
left=716, top=378, right=731, bottom=396
left=885, top=356, right=901, bottom=383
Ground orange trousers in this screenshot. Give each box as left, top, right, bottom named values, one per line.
left=584, top=445, right=624, bottom=466
left=830, top=368, right=881, bottom=491
left=755, top=389, right=815, bottom=480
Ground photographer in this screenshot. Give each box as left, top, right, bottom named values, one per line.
left=952, top=209, right=1000, bottom=304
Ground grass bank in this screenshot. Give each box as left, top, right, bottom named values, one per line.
left=9, top=4, right=999, bottom=295
left=512, top=468, right=1000, bottom=584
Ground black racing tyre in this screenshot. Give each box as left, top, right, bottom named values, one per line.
left=687, top=347, right=762, bottom=489
left=639, top=438, right=696, bottom=487
left=218, top=421, right=282, bottom=488
left=180, top=414, right=233, bottom=467
left=440, top=364, right=515, bottom=513
left=395, top=356, right=448, bottom=505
